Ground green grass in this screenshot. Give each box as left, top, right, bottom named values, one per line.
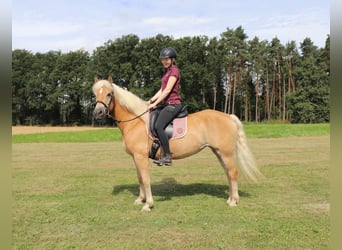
left=12, top=125, right=330, bottom=249
left=12, top=128, right=122, bottom=143
left=12, top=123, right=330, bottom=143
left=244, top=123, right=330, bottom=138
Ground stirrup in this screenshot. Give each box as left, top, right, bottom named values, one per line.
left=153, top=154, right=172, bottom=166
left=152, top=158, right=165, bottom=166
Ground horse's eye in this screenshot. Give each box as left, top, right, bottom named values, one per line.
left=106, top=93, right=112, bottom=98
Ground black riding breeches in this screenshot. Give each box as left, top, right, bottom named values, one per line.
left=154, top=104, right=183, bottom=155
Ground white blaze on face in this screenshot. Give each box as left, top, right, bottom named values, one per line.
left=99, top=87, right=103, bottom=94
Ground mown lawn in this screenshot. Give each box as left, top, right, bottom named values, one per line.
left=12, top=124, right=330, bottom=249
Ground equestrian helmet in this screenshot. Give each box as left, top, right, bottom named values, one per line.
left=159, top=47, right=177, bottom=59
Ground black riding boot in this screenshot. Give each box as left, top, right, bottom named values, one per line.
left=153, top=153, right=172, bottom=166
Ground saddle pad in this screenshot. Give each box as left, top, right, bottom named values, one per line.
left=147, top=116, right=187, bottom=140
left=171, top=117, right=187, bottom=139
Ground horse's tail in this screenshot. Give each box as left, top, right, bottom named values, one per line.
left=230, top=114, right=262, bottom=183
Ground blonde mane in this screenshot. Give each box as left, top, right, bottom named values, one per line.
left=93, top=80, right=148, bottom=123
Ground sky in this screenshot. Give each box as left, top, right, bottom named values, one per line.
left=12, top=0, right=330, bottom=53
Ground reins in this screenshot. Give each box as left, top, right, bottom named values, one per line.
left=108, top=110, right=149, bottom=123
left=95, top=99, right=148, bottom=124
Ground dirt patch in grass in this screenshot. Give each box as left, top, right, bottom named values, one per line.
left=303, top=203, right=330, bottom=214
left=12, top=126, right=104, bottom=135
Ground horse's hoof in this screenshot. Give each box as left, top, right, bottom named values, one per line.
left=134, top=199, right=144, bottom=205
left=227, top=198, right=238, bottom=207
left=141, top=205, right=152, bottom=212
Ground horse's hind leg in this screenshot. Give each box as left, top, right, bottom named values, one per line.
left=212, top=149, right=239, bottom=206
left=225, top=156, right=239, bottom=206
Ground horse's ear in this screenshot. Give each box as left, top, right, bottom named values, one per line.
left=94, top=76, right=99, bottom=83
left=108, top=75, right=113, bottom=84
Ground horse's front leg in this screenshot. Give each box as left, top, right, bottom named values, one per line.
left=133, top=153, right=153, bottom=211
left=133, top=178, right=146, bottom=205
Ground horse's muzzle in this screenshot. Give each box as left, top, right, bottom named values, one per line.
left=93, top=106, right=107, bottom=120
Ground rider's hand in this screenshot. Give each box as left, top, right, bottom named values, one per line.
left=147, top=103, right=157, bottom=111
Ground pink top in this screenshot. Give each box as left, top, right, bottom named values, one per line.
left=161, top=65, right=181, bottom=104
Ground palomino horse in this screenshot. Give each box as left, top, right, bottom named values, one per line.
left=93, top=79, right=261, bottom=211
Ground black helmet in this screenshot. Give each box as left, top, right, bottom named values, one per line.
left=159, top=47, right=177, bottom=59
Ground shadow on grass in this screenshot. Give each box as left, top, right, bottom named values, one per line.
left=112, top=177, right=250, bottom=201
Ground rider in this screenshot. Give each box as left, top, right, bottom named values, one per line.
left=147, top=47, right=182, bottom=166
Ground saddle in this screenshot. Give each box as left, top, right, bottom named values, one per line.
left=148, top=105, right=188, bottom=159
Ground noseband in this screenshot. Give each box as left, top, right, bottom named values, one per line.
left=95, top=100, right=110, bottom=115
left=95, top=93, right=113, bottom=117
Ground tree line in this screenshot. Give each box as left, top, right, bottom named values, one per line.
left=12, top=26, right=330, bottom=125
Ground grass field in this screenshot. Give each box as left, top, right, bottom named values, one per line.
left=12, top=123, right=330, bottom=143
left=12, top=124, right=330, bottom=249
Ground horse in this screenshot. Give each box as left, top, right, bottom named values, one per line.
left=92, top=78, right=261, bottom=211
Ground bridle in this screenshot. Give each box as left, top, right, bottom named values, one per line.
left=94, top=92, right=148, bottom=124
left=95, top=91, right=113, bottom=117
